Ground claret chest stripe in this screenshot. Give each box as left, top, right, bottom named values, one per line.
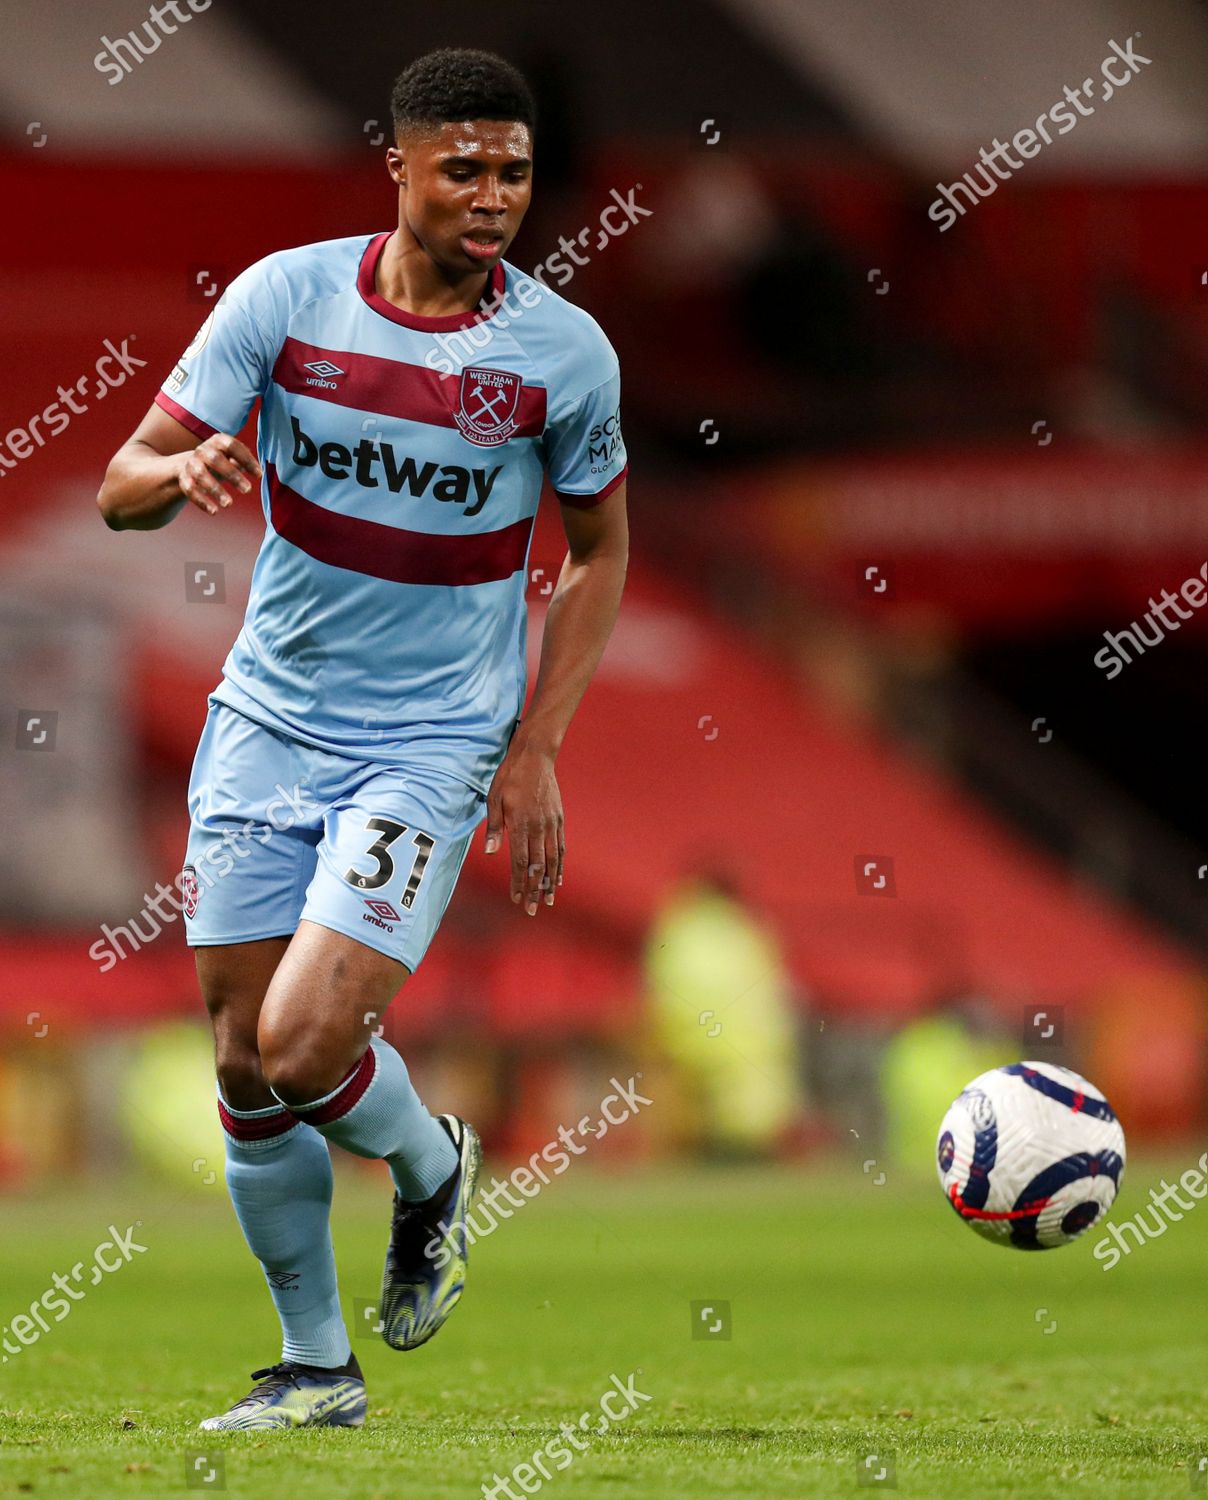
left=265, top=464, right=535, bottom=586
left=271, top=336, right=548, bottom=438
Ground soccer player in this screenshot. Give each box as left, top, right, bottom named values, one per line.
left=96, top=48, right=628, bottom=1430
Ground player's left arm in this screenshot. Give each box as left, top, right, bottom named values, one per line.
left=485, top=482, right=628, bottom=916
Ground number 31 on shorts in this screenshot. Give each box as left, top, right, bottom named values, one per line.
left=343, top=817, right=434, bottom=909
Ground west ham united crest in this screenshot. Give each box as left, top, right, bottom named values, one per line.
left=454, top=366, right=522, bottom=446
left=180, top=865, right=200, bottom=919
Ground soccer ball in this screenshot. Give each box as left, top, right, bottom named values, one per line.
left=936, top=1061, right=1125, bottom=1250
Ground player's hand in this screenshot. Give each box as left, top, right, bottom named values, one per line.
left=484, top=743, right=564, bottom=915
left=178, top=433, right=261, bottom=515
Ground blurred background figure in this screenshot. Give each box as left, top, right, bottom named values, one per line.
left=643, top=867, right=806, bottom=1158
left=879, top=993, right=1008, bottom=1175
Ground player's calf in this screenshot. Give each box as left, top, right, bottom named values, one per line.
left=258, top=924, right=459, bottom=1201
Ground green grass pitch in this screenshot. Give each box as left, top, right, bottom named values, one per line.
left=1, top=1161, right=1206, bottom=1497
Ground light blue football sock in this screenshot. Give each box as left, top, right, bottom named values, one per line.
left=218, top=1093, right=352, bottom=1369
left=283, top=1035, right=458, bottom=1202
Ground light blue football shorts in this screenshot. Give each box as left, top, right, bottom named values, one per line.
left=181, top=699, right=487, bottom=971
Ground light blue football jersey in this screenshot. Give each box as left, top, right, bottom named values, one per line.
left=157, top=232, right=627, bottom=792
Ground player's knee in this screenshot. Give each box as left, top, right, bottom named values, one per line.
left=259, top=1029, right=347, bottom=1108
left=208, top=1001, right=268, bottom=1107
left=214, top=1040, right=271, bottom=1113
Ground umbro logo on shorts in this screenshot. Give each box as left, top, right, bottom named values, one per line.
left=363, top=897, right=401, bottom=932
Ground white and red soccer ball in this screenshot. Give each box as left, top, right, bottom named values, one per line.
left=937, top=1061, right=1125, bottom=1250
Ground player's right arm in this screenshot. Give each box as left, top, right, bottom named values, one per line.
left=97, top=406, right=261, bottom=531
left=99, top=256, right=280, bottom=531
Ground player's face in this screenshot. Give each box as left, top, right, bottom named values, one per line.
left=398, top=120, right=533, bottom=275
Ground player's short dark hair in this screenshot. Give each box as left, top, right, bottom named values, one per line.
left=390, top=49, right=536, bottom=139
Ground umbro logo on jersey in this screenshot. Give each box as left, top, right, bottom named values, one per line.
left=303, top=359, right=346, bottom=390
left=290, top=416, right=501, bottom=516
